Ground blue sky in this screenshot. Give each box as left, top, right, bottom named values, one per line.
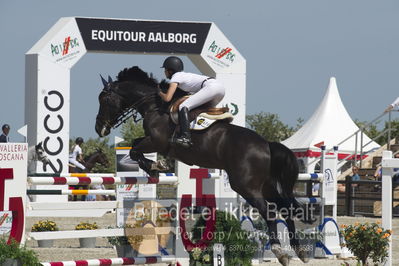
left=1, top=0, right=398, bottom=142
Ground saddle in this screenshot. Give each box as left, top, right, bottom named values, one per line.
left=169, top=96, right=234, bottom=129
left=68, top=163, right=85, bottom=173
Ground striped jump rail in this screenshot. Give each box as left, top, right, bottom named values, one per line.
left=297, top=173, right=323, bottom=181
left=31, top=173, right=116, bottom=178
left=41, top=255, right=177, bottom=266
left=29, top=173, right=178, bottom=185
left=27, top=189, right=116, bottom=196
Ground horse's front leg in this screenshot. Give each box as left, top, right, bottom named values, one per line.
left=129, top=137, right=168, bottom=176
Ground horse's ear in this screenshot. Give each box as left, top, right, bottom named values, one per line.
left=108, top=76, right=113, bottom=83
left=100, top=74, right=108, bottom=87
left=36, top=142, right=42, bottom=149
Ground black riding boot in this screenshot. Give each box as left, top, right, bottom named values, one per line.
left=175, top=107, right=193, bottom=148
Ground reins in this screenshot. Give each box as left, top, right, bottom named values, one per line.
left=113, top=92, right=159, bottom=128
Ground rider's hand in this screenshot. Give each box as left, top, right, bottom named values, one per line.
left=385, top=105, right=393, bottom=113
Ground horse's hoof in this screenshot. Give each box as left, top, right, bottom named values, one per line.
left=271, top=244, right=291, bottom=266
left=148, top=170, right=159, bottom=178
left=295, top=248, right=310, bottom=263
left=151, top=160, right=169, bottom=171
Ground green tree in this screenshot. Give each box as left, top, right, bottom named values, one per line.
left=354, top=119, right=383, bottom=145
left=383, top=119, right=399, bottom=144
left=354, top=119, right=399, bottom=146
left=191, top=210, right=257, bottom=266
left=120, top=118, right=145, bottom=147
left=246, top=112, right=303, bottom=142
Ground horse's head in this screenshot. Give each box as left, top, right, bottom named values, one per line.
left=95, top=77, right=125, bottom=137
left=35, top=142, right=50, bottom=164
left=95, top=148, right=109, bottom=167
left=95, top=67, right=159, bottom=137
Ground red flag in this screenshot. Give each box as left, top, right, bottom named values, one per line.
left=314, top=141, right=324, bottom=148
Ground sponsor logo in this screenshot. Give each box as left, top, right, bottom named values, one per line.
left=197, top=118, right=205, bottom=125
left=50, top=36, right=81, bottom=63
left=224, top=103, right=239, bottom=116
left=51, top=36, right=79, bottom=56
left=42, top=90, right=64, bottom=173
left=125, top=184, right=134, bottom=191
left=0, top=213, right=9, bottom=226
left=207, top=40, right=236, bottom=68
left=324, top=168, right=334, bottom=185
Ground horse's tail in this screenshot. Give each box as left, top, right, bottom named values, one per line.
left=268, top=142, right=313, bottom=224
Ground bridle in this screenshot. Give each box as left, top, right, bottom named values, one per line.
left=36, top=146, right=50, bottom=164
left=97, top=85, right=159, bottom=129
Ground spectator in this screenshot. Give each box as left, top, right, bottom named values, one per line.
left=351, top=166, right=360, bottom=180
left=373, top=165, right=382, bottom=180
left=338, top=165, right=360, bottom=193
left=374, top=153, right=399, bottom=180
left=0, top=124, right=10, bottom=143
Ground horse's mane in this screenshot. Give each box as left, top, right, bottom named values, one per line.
left=115, top=66, right=188, bottom=105
left=116, top=66, right=158, bottom=88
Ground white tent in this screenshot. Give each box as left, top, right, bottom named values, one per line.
left=282, top=77, right=380, bottom=172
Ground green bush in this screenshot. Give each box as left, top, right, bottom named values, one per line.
left=106, top=226, right=131, bottom=246
left=191, top=210, right=257, bottom=266
left=0, top=237, right=41, bottom=265
left=341, top=222, right=391, bottom=265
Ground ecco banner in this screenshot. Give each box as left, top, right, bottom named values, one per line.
left=75, top=18, right=211, bottom=54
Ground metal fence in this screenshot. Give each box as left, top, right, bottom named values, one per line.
left=337, top=177, right=399, bottom=217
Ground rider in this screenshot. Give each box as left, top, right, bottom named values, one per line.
left=69, top=137, right=86, bottom=171
left=159, top=56, right=225, bottom=148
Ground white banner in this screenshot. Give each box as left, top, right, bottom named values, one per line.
left=115, top=148, right=157, bottom=226
left=0, top=143, right=27, bottom=243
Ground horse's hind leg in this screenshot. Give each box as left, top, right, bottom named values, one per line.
left=283, top=212, right=309, bottom=263
left=239, top=192, right=291, bottom=266
left=263, top=191, right=309, bottom=263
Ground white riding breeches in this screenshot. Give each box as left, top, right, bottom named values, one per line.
left=69, top=158, right=85, bottom=170
left=179, top=79, right=225, bottom=111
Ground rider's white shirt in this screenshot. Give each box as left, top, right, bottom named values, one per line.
left=391, top=96, right=399, bottom=109
left=69, top=145, right=82, bottom=161
left=170, top=72, right=209, bottom=93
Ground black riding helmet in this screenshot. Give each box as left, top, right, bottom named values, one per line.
left=161, top=56, right=184, bottom=73
left=75, top=137, right=84, bottom=144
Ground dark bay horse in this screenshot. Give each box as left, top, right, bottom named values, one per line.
left=68, top=149, right=109, bottom=173
left=95, top=66, right=308, bottom=265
